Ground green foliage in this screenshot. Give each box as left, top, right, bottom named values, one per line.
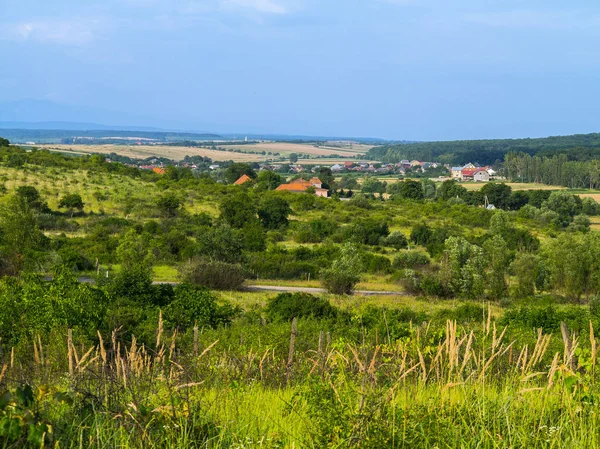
left=179, top=258, right=246, bottom=290
left=266, top=292, right=339, bottom=322
left=224, top=163, right=256, bottom=184
left=58, top=193, right=84, bottom=216
left=195, top=224, right=245, bottom=263
left=256, top=170, right=282, bottom=190
left=164, top=284, right=237, bottom=329
left=342, top=219, right=389, bottom=245
left=437, top=179, right=467, bottom=201
left=320, top=243, right=362, bottom=294
left=257, top=196, right=291, bottom=229
left=392, top=250, right=430, bottom=269
left=219, top=191, right=257, bottom=228
left=480, top=182, right=512, bottom=209
left=382, top=231, right=408, bottom=250
left=156, top=194, right=181, bottom=218
left=294, top=218, right=337, bottom=243
left=0, top=195, right=48, bottom=276
left=388, top=179, right=424, bottom=200
left=440, top=237, right=485, bottom=299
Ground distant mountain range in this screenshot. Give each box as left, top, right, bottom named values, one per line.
left=0, top=99, right=389, bottom=144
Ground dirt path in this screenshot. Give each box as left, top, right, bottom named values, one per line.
left=244, top=285, right=405, bottom=296
left=73, top=277, right=405, bottom=296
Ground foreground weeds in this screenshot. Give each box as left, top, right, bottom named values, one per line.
left=1, top=310, right=600, bottom=448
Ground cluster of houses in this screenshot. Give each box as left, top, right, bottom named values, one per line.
left=450, top=163, right=497, bottom=182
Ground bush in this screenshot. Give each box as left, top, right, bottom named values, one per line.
left=179, top=259, right=246, bottom=290
left=164, top=284, right=238, bottom=330
left=420, top=275, right=445, bottom=297
left=266, top=293, right=338, bottom=322
left=382, top=231, right=408, bottom=250
left=362, top=253, right=392, bottom=274
left=392, top=250, right=430, bottom=269
left=320, top=244, right=362, bottom=294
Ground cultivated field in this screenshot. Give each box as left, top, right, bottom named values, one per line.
left=219, top=142, right=371, bottom=157
left=37, top=142, right=371, bottom=163
left=39, top=144, right=266, bottom=162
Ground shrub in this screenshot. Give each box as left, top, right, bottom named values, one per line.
left=362, top=253, right=392, bottom=274
left=392, top=250, right=430, bottom=269
left=179, top=258, right=246, bottom=290
left=164, top=284, right=238, bottom=330
left=420, top=275, right=446, bottom=297
left=266, top=293, right=338, bottom=322
left=320, top=244, right=362, bottom=294
left=382, top=231, right=408, bottom=250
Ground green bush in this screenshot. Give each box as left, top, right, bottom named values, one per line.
left=392, top=250, right=430, bottom=269
left=179, top=259, right=246, bottom=290
left=320, top=244, right=362, bottom=294
left=266, top=292, right=338, bottom=322
left=164, top=284, right=238, bottom=330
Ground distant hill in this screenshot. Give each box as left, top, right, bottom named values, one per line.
left=0, top=121, right=166, bottom=132
left=0, top=128, right=223, bottom=144
left=368, top=132, right=600, bottom=166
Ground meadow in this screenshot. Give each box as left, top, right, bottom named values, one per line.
left=2, top=142, right=600, bottom=447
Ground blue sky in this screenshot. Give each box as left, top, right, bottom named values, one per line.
left=1, top=0, right=600, bottom=140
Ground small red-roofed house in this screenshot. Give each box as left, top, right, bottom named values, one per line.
left=153, top=167, right=165, bottom=175
left=234, top=174, right=253, bottom=185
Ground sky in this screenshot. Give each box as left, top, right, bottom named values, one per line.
left=1, top=0, right=600, bottom=140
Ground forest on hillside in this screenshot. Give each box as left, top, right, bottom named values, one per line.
left=369, top=132, right=600, bottom=165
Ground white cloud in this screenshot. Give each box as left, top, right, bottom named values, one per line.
left=1, top=19, right=96, bottom=46
left=220, top=0, right=288, bottom=14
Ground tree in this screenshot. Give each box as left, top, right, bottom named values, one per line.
left=437, top=180, right=467, bottom=201
left=0, top=195, right=47, bottom=276
left=421, top=179, right=437, bottom=199
left=256, top=170, right=282, bottom=190
left=219, top=192, right=258, bottom=228
left=410, top=223, right=433, bottom=246
left=0, top=137, right=9, bottom=147
left=16, top=186, right=48, bottom=212
left=317, top=167, right=335, bottom=188
left=361, top=177, right=386, bottom=196
left=320, top=244, right=362, bottom=294
left=383, top=231, right=409, bottom=250
left=258, top=196, right=292, bottom=229
left=58, top=193, right=84, bottom=217
left=481, top=183, right=512, bottom=209
left=440, top=237, right=485, bottom=299
left=224, top=163, right=257, bottom=184
left=391, top=180, right=424, bottom=200
left=156, top=194, right=181, bottom=218
left=196, top=224, right=245, bottom=263
left=482, top=235, right=510, bottom=300
left=510, top=253, right=543, bottom=298
left=543, top=191, right=582, bottom=227
left=289, top=153, right=299, bottom=164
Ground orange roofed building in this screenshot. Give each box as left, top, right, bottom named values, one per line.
left=152, top=167, right=165, bottom=175
left=276, top=177, right=328, bottom=197
left=233, top=174, right=253, bottom=185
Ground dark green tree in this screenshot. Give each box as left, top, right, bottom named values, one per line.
left=58, top=193, right=84, bottom=217
left=219, top=192, right=258, bottom=228
left=258, top=197, right=292, bottom=229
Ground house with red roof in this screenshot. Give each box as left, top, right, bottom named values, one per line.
left=233, top=174, right=253, bottom=185
left=276, top=177, right=328, bottom=197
